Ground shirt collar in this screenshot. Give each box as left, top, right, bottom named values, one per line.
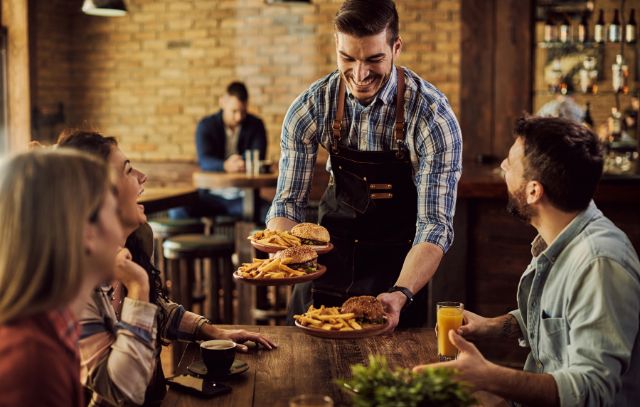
left=345, top=65, right=398, bottom=106
left=46, top=307, right=80, bottom=355
left=530, top=200, right=600, bottom=262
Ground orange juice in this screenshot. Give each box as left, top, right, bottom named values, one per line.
left=437, top=303, right=464, bottom=360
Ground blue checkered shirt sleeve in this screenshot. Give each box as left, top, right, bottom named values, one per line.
left=413, top=99, right=462, bottom=252
left=266, top=92, right=319, bottom=223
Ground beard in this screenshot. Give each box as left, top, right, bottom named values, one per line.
left=506, top=185, right=535, bottom=223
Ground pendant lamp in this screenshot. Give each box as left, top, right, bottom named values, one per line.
left=82, top=0, right=128, bottom=17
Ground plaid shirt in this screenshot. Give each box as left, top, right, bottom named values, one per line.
left=266, top=66, right=462, bottom=252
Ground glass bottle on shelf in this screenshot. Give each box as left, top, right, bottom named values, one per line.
left=579, top=57, right=599, bottom=94
left=560, top=14, right=571, bottom=43
left=547, top=58, right=564, bottom=94
left=612, top=54, right=629, bottom=94
left=544, top=14, right=557, bottom=43
left=578, top=11, right=589, bottom=43
left=609, top=9, right=622, bottom=43
left=626, top=9, right=637, bottom=44
left=610, top=107, right=623, bottom=142
left=595, top=9, right=605, bottom=43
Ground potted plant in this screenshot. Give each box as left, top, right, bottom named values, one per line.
left=339, top=355, right=475, bottom=407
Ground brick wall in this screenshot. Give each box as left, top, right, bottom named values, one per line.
left=30, top=0, right=74, bottom=143
left=31, top=0, right=461, bottom=184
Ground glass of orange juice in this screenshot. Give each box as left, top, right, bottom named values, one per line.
left=436, top=302, right=464, bottom=361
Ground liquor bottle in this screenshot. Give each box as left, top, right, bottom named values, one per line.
left=578, top=12, right=589, bottom=43
left=609, top=9, right=621, bottom=43
left=544, top=14, right=556, bottom=43
left=610, top=107, right=622, bottom=142
left=560, top=14, right=571, bottom=43
left=584, top=102, right=594, bottom=128
left=612, top=54, right=629, bottom=94
left=626, top=9, right=637, bottom=44
left=594, top=9, right=605, bottom=43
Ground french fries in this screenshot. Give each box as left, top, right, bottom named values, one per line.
left=236, top=257, right=308, bottom=279
left=248, top=229, right=302, bottom=249
left=294, top=305, right=363, bottom=331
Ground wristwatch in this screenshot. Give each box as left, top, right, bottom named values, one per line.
left=387, top=286, right=414, bottom=308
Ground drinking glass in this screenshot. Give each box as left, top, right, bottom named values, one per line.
left=252, top=149, right=260, bottom=176
left=436, top=302, right=464, bottom=361
left=289, top=394, right=334, bottom=407
left=245, top=150, right=253, bottom=176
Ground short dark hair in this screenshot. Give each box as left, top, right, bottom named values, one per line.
left=514, top=116, right=603, bottom=212
left=226, top=81, right=249, bottom=103
left=335, top=0, right=399, bottom=46
left=57, top=129, right=118, bottom=161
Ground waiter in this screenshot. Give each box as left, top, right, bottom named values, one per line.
left=266, top=0, right=462, bottom=330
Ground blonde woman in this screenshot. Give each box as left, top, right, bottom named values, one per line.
left=0, top=149, right=122, bottom=406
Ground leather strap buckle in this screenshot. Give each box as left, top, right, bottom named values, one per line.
left=370, top=193, right=393, bottom=200
left=369, top=184, right=392, bottom=190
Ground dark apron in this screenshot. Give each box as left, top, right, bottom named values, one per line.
left=288, top=67, right=428, bottom=328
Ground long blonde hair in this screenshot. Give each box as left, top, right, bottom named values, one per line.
left=0, top=149, right=110, bottom=324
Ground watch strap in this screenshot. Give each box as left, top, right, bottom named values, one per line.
left=388, top=285, right=414, bottom=306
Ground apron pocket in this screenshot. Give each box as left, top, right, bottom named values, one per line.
left=334, top=168, right=370, bottom=214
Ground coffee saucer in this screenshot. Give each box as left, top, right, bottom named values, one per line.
left=187, top=359, right=249, bottom=378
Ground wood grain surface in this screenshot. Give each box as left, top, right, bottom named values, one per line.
left=161, top=325, right=438, bottom=407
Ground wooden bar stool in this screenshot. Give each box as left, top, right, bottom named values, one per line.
left=162, top=234, right=235, bottom=323
left=148, top=218, right=205, bottom=294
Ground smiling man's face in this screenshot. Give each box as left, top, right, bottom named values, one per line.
left=335, top=29, right=401, bottom=105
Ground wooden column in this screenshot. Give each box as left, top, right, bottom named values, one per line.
left=2, top=0, right=30, bottom=152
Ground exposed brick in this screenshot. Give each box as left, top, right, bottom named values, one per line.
left=32, top=0, right=462, bottom=175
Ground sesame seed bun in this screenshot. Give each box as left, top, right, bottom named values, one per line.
left=290, top=223, right=330, bottom=245
left=274, top=245, right=318, bottom=264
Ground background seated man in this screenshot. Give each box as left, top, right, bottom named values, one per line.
left=415, top=116, right=640, bottom=407
left=170, top=81, right=269, bottom=222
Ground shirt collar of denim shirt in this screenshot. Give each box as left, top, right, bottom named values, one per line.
left=530, top=200, right=600, bottom=264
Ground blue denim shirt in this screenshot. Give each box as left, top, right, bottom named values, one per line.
left=510, top=201, right=640, bottom=406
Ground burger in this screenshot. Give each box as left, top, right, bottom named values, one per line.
left=274, top=245, right=318, bottom=273
left=290, top=223, right=330, bottom=246
left=340, top=296, right=386, bottom=324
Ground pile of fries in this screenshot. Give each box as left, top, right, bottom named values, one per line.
left=236, top=257, right=308, bottom=280
left=248, top=229, right=301, bottom=249
left=294, top=305, right=363, bottom=331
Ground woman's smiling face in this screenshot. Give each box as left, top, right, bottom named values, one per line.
left=107, top=146, right=147, bottom=235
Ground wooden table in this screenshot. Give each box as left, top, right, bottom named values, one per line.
left=192, top=172, right=279, bottom=222
left=138, top=187, right=199, bottom=214
left=162, top=325, right=508, bottom=407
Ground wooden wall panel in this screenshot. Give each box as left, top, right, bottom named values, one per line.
left=461, top=0, right=495, bottom=162
left=461, top=0, right=533, bottom=162
left=494, top=0, right=533, bottom=159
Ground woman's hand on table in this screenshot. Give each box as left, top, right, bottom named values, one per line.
left=202, top=325, right=278, bottom=352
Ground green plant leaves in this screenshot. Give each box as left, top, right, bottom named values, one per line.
left=337, top=355, right=475, bottom=407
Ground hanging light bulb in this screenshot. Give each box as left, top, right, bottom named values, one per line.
left=82, top=0, right=127, bottom=17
